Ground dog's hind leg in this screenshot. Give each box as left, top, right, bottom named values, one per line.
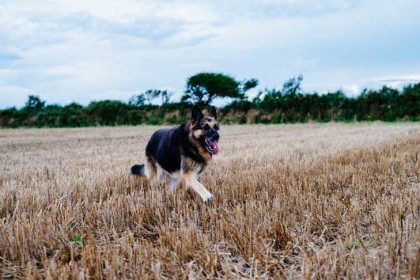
left=155, top=165, right=168, bottom=186
left=167, top=171, right=181, bottom=192
left=169, top=177, right=180, bottom=192
left=145, top=155, right=157, bottom=186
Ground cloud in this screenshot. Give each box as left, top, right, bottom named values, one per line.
left=370, top=75, right=420, bottom=84
left=364, top=75, right=420, bottom=91
left=0, top=0, right=419, bottom=108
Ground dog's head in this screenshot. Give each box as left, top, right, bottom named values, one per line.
left=190, top=105, right=220, bottom=155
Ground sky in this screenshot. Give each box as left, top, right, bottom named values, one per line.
left=0, top=0, right=419, bottom=108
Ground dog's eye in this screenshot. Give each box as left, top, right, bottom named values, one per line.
left=214, top=124, right=219, bottom=130
left=203, top=124, right=210, bottom=130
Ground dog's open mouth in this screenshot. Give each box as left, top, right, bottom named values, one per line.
left=204, top=138, right=219, bottom=155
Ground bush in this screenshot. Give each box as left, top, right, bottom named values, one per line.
left=1, top=82, right=419, bottom=128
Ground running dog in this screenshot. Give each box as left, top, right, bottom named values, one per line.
left=131, top=105, right=220, bottom=202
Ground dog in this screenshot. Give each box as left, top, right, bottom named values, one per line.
left=131, top=105, right=220, bottom=202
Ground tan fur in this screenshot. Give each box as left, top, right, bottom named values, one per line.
left=193, top=129, right=203, bottom=139
left=144, top=155, right=157, bottom=185
left=203, top=118, right=218, bottom=128
left=182, top=171, right=213, bottom=202
left=189, top=134, right=212, bottom=163
left=188, top=122, right=213, bottom=164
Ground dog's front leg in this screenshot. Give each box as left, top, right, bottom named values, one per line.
left=183, top=172, right=213, bottom=202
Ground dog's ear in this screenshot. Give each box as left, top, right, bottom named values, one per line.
left=209, top=106, right=217, bottom=120
left=191, top=105, right=203, bottom=125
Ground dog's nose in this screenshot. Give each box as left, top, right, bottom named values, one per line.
left=211, top=132, right=220, bottom=141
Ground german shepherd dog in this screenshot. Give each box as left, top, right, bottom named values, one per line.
left=131, top=105, right=220, bottom=202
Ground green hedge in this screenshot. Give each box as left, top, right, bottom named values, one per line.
left=1, top=84, right=419, bottom=128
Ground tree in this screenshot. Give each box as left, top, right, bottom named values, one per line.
left=25, top=95, right=45, bottom=114
left=160, top=90, right=173, bottom=105
left=182, top=73, right=242, bottom=105
left=144, top=90, right=161, bottom=105
left=129, top=94, right=146, bottom=106
left=400, top=83, right=420, bottom=120
left=242, top=78, right=259, bottom=94
left=281, top=75, right=303, bottom=96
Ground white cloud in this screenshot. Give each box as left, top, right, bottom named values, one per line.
left=0, top=0, right=419, bottom=108
left=365, top=75, right=420, bottom=90
left=342, top=84, right=361, bottom=97
left=370, top=75, right=420, bottom=83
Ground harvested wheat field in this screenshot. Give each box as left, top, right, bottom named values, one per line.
left=1, top=123, right=419, bottom=279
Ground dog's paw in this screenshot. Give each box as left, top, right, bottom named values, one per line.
left=201, top=192, right=214, bottom=203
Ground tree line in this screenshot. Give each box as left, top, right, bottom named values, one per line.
left=0, top=72, right=419, bottom=128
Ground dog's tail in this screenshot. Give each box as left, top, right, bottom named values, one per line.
left=131, top=164, right=145, bottom=176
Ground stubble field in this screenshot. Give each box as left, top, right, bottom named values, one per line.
left=1, top=123, right=419, bottom=279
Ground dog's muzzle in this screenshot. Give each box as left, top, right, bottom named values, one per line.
left=204, top=131, right=219, bottom=155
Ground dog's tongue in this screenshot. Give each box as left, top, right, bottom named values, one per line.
left=208, top=140, right=219, bottom=155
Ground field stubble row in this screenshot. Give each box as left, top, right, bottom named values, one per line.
left=0, top=123, right=419, bottom=279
